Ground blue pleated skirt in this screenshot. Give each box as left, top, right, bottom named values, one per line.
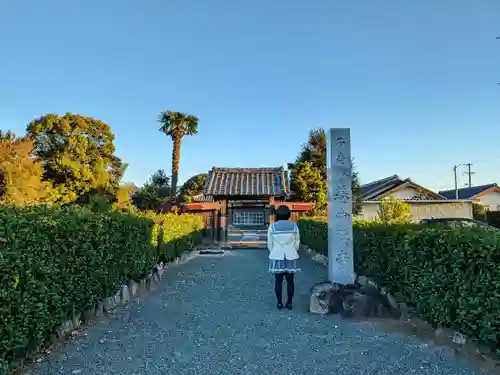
left=268, top=258, right=301, bottom=274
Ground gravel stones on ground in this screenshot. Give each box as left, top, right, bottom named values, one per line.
left=26, top=250, right=486, bottom=375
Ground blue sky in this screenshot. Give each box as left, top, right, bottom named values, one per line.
left=1, top=0, right=499, bottom=192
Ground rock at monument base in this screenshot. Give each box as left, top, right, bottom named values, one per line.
left=309, top=281, right=342, bottom=315
left=309, top=277, right=401, bottom=319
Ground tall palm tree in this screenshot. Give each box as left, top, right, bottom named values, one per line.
left=158, top=110, right=199, bottom=201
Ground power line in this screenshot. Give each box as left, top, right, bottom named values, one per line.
left=453, top=155, right=500, bottom=169
left=469, top=155, right=500, bottom=165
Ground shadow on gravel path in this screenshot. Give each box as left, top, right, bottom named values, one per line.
left=27, top=249, right=486, bottom=375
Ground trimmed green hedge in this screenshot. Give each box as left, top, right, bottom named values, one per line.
left=0, top=206, right=203, bottom=370
left=136, top=211, right=204, bottom=262
left=158, top=213, right=204, bottom=262
left=298, top=217, right=500, bottom=350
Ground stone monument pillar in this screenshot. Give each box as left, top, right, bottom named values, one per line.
left=326, top=128, right=355, bottom=285
left=309, top=129, right=401, bottom=317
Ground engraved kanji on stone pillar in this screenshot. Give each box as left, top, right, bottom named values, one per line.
left=326, top=128, right=355, bottom=285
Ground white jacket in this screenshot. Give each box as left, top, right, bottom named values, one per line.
left=267, top=220, right=300, bottom=260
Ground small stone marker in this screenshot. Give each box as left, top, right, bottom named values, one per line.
left=128, top=280, right=139, bottom=297
left=120, top=284, right=130, bottom=303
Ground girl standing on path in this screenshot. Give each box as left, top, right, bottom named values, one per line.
left=267, top=205, right=301, bottom=310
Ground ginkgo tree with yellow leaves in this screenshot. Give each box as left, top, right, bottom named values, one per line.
left=0, top=131, right=52, bottom=205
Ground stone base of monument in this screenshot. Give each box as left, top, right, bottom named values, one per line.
left=309, top=276, right=401, bottom=319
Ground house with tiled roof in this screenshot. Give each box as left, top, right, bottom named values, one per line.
left=360, top=174, right=446, bottom=201
left=359, top=175, right=474, bottom=222
left=181, top=167, right=313, bottom=245
left=439, top=183, right=500, bottom=211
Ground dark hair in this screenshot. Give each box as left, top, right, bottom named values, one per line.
left=275, top=205, right=291, bottom=221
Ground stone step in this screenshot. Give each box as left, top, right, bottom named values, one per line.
left=227, top=241, right=268, bottom=249
left=226, top=226, right=268, bottom=246
left=227, top=231, right=267, bottom=242
left=227, top=227, right=267, bottom=232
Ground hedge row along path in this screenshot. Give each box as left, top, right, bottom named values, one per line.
left=27, top=250, right=484, bottom=375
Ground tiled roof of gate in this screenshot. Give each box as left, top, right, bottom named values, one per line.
left=204, top=167, right=288, bottom=197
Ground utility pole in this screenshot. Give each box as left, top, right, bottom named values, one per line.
left=462, top=163, right=475, bottom=188
left=453, top=164, right=461, bottom=199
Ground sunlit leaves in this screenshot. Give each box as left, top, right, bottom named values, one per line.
left=26, top=113, right=123, bottom=204
left=178, top=173, right=207, bottom=203
left=0, top=133, right=52, bottom=205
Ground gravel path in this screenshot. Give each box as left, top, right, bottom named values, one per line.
left=27, top=249, right=486, bottom=375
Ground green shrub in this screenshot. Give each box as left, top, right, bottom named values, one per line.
left=0, top=206, right=204, bottom=370
left=0, top=205, right=156, bottom=366
left=158, top=213, right=204, bottom=262
left=487, top=210, right=500, bottom=229
left=297, top=217, right=328, bottom=255
left=472, top=202, right=487, bottom=222
left=133, top=211, right=204, bottom=261
left=297, top=217, right=500, bottom=350
left=377, top=196, right=413, bottom=224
